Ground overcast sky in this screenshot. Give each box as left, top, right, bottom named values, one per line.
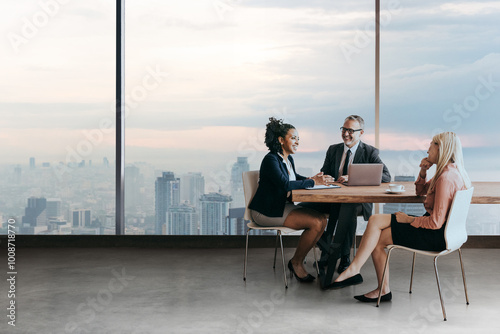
left=1, top=0, right=499, bottom=182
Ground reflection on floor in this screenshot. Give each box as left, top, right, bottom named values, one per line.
left=2, top=247, right=500, bottom=333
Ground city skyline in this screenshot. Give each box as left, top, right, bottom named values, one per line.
left=2, top=156, right=256, bottom=236
left=2, top=153, right=499, bottom=236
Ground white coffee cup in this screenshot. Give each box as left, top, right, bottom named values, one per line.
left=389, top=183, right=404, bottom=192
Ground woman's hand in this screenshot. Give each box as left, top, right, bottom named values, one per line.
left=311, top=172, right=334, bottom=186
left=419, top=157, right=433, bottom=178
left=395, top=211, right=415, bottom=224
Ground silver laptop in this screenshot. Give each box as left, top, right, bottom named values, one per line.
left=344, top=163, right=383, bottom=186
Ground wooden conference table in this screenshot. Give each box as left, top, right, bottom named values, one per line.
left=292, top=181, right=500, bottom=289
left=292, top=181, right=500, bottom=204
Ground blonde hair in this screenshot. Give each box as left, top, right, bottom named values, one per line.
left=429, top=132, right=471, bottom=192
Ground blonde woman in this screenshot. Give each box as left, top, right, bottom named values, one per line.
left=330, top=132, right=471, bottom=302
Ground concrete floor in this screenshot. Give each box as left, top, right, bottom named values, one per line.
left=1, top=247, right=500, bottom=334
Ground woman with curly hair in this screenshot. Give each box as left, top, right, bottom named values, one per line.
left=331, top=132, right=472, bottom=301
left=249, top=117, right=333, bottom=282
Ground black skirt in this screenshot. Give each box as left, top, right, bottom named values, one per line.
left=390, top=213, right=446, bottom=252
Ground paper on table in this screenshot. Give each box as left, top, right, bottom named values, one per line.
left=305, top=185, right=341, bottom=190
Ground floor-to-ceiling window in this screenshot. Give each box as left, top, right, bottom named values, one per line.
left=3, top=1, right=498, bottom=237
left=379, top=0, right=500, bottom=235
left=124, top=0, right=375, bottom=235
left=0, top=1, right=115, bottom=235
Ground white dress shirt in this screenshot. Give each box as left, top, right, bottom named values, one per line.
left=339, top=141, right=360, bottom=176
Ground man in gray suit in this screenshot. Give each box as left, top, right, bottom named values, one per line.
left=312, top=115, right=391, bottom=278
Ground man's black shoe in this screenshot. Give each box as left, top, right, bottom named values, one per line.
left=337, top=255, right=351, bottom=274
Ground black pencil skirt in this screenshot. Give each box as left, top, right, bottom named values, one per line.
left=390, top=213, right=446, bottom=252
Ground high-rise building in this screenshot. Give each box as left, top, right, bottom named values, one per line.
left=383, top=175, right=426, bottom=216
left=29, top=157, right=35, bottom=169
left=155, top=172, right=181, bottom=234
left=200, top=192, right=231, bottom=235
left=100, top=214, right=115, bottom=235
left=230, top=157, right=249, bottom=208
left=22, top=197, right=47, bottom=227
left=72, top=209, right=92, bottom=228
left=228, top=207, right=246, bottom=235
left=103, top=157, right=109, bottom=168
left=166, top=204, right=199, bottom=235
left=180, top=172, right=204, bottom=231
left=21, top=197, right=49, bottom=234
left=181, top=172, right=205, bottom=207
left=46, top=198, right=63, bottom=220
left=394, top=176, right=416, bottom=182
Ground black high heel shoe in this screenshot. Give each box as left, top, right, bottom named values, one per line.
left=288, top=260, right=315, bottom=283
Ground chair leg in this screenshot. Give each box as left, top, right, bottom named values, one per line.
left=244, top=228, right=251, bottom=281
left=409, top=252, right=416, bottom=293
left=278, top=231, right=288, bottom=288
left=458, top=249, right=470, bottom=305
left=377, top=247, right=394, bottom=307
left=433, top=256, right=447, bottom=321
left=273, top=233, right=280, bottom=269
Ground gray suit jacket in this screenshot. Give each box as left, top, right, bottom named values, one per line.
left=320, top=141, right=391, bottom=220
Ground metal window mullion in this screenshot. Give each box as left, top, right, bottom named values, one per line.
left=374, top=0, right=380, bottom=215
left=375, top=0, right=380, bottom=150
left=115, top=0, right=125, bottom=235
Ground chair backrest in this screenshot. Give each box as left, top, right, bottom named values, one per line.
left=242, top=170, right=259, bottom=221
left=444, top=187, right=474, bottom=251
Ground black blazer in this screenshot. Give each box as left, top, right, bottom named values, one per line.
left=249, top=152, right=314, bottom=217
left=320, top=141, right=392, bottom=220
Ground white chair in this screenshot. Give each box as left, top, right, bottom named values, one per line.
left=242, top=170, right=319, bottom=288
left=377, top=187, right=474, bottom=321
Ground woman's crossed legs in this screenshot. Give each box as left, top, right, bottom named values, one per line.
left=335, top=214, right=393, bottom=297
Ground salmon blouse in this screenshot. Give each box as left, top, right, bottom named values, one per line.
left=411, top=163, right=466, bottom=229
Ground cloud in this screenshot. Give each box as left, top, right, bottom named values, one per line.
left=0, top=102, right=113, bottom=129
left=1, top=0, right=499, bottom=173
left=127, top=126, right=267, bottom=152
left=440, top=2, right=500, bottom=15
left=379, top=52, right=500, bottom=139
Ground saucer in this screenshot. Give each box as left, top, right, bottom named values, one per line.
left=385, top=189, right=405, bottom=194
